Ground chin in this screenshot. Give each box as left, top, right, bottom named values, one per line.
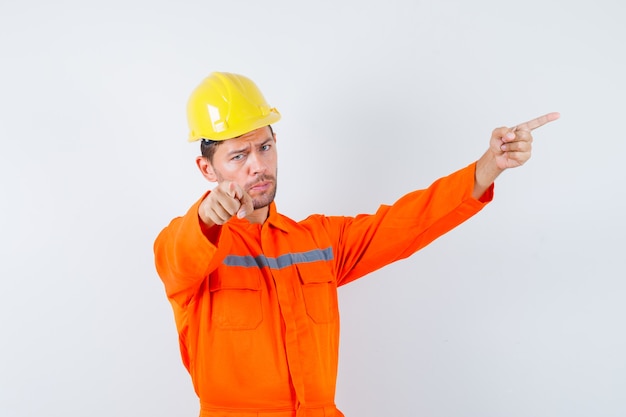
left=253, top=198, right=274, bottom=210
left=252, top=189, right=277, bottom=210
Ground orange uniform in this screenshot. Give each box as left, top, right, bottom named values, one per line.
left=154, top=162, right=493, bottom=417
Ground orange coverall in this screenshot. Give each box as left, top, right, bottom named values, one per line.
left=154, top=162, right=493, bottom=417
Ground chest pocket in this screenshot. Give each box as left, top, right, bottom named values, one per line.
left=209, top=272, right=263, bottom=330
left=296, top=263, right=339, bottom=324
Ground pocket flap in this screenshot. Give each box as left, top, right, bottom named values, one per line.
left=209, top=273, right=261, bottom=291
left=296, top=262, right=335, bottom=285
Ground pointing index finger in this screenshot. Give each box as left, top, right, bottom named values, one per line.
left=228, top=181, right=243, bottom=201
left=512, top=112, right=560, bottom=132
left=237, top=189, right=254, bottom=219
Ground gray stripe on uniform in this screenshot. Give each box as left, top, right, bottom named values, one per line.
left=223, top=247, right=334, bottom=270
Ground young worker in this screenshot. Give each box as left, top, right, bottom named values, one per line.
left=154, top=71, right=560, bottom=417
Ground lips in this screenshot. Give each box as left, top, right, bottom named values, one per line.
left=248, top=181, right=271, bottom=193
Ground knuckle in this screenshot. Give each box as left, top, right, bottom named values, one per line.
left=493, top=127, right=506, bottom=135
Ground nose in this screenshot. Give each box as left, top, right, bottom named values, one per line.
left=247, top=150, right=267, bottom=176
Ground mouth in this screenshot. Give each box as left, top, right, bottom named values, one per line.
left=248, top=181, right=272, bottom=193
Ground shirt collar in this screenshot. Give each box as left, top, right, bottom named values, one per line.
left=265, top=202, right=290, bottom=233
left=226, top=201, right=289, bottom=233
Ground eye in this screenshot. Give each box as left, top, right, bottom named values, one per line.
left=231, top=154, right=244, bottom=161
left=261, top=144, right=271, bottom=151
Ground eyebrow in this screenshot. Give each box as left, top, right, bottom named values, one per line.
left=259, top=137, right=273, bottom=147
left=226, top=146, right=249, bottom=157
left=226, top=137, right=273, bottom=157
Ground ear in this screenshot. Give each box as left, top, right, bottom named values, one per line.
left=195, top=156, right=218, bottom=182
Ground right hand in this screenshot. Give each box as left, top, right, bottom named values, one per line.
left=198, top=181, right=254, bottom=226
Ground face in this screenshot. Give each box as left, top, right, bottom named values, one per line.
left=198, top=126, right=278, bottom=211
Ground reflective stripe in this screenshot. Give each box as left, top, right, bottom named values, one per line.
left=223, top=247, right=333, bottom=269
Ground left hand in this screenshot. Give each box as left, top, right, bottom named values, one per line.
left=490, top=112, right=560, bottom=170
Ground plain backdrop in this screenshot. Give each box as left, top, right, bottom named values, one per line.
left=1, top=0, right=624, bottom=416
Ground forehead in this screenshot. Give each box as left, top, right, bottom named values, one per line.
left=220, top=126, right=274, bottom=149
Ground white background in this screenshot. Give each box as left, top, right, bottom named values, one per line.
left=1, top=0, right=624, bottom=416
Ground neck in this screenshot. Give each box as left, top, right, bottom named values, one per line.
left=246, top=205, right=270, bottom=224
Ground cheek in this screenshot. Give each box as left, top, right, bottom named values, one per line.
left=265, top=152, right=278, bottom=169
left=212, top=170, right=224, bottom=182
left=213, top=164, right=244, bottom=182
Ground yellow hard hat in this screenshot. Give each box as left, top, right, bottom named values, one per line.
left=187, top=72, right=281, bottom=142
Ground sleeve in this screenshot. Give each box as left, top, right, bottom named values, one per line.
left=153, top=193, right=232, bottom=306
left=328, top=162, right=493, bottom=286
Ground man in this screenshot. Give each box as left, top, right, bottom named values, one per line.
left=154, top=71, right=559, bottom=417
